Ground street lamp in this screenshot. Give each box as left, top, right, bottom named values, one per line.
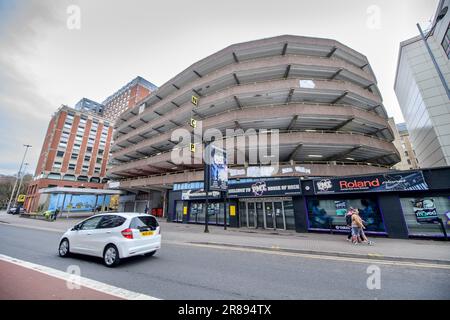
left=6, top=144, right=32, bottom=213
left=417, top=6, right=450, bottom=100
left=14, top=162, right=29, bottom=207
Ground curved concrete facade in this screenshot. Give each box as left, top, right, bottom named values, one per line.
left=109, top=35, right=400, bottom=188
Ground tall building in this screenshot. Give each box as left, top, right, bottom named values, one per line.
left=108, top=35, right=400, bottom=219
left=75, top=98, right=104, bottom=114
left=102, top=76, right=158, bottom=121
left=25, top=105, right=114, bottom=212
left=389, top=119, right=420, bottom=170
left=394, top=0, right=450, bottom=168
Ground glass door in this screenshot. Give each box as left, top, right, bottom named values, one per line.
left=256, top=202, right=265, bottom=228
left=175, top=201, right=184, bottom=222
left=264, top=202, right=275, bottom=229
left=248, top=202, right=257, bottom=228
left=239, top=202, right=247, bottom=227
left=274, top=202, right=286, bottom=230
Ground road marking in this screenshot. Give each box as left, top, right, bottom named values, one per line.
left=164, top=241, right=450, bottom=270
left=0, top=221, right=66, bottom=233
left=0, top=254, right=160, bottom=300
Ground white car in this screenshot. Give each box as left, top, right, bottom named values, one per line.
left=58, top=213, right=161, bottom=267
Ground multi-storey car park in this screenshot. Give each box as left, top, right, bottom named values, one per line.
left=104, top=35, right=450, bottom=238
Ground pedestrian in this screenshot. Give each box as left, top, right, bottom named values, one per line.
left=345, top=207, right=355, bottom=241
left=351, top=209, right=374, bottom=245
left=144, top=205, right=149, bottom=215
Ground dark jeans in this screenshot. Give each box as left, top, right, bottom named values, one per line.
left=347, top=227, right=352, bottom=239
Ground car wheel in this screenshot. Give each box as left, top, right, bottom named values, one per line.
left=58, top=239, right=70, bottom=257
left=144, top=250, right=157, bottom=257
left=103, top=244, right=120, bottom=267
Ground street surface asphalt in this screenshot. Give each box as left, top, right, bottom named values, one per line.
left=0, top=224, right=449, bottom=299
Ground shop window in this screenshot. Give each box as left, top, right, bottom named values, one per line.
left=399, top=196, right=450, bottom=237
left=283, top=201, right=296, bottom=230
left=307, top=198, right=386, bottom=233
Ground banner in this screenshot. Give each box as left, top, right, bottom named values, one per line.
left=228, top=178, right=301, bottom=198
left=313, top=171, right=428, bottom=194
left=208, top=145, right=228, bottom=192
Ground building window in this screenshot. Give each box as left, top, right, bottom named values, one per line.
left=84, top=156, right=91, bottom=162
left=442, top=23, right=450, bottom=59
left=68, top=164, right=76, bottom=170
left=56, top=151, right=65, bottom=158
left=404, top=151, right=409, bottom=157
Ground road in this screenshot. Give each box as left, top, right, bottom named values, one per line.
left=0, top=224, right=449, bottom=299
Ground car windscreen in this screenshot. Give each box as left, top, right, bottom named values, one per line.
left=129, top=216, right=159, bottom=231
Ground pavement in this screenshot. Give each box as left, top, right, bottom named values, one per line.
left=1, top=210, right=449, bottom=265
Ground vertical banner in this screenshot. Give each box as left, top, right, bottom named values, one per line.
left=207, top=145, right=228, bottom=192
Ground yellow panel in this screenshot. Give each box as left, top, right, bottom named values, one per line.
left=230, top=205, right=236, bottom=217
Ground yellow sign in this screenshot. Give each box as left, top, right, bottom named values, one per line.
left=17, top=194, right=26, bottom=203
left=190, top=143, right=196, bottom=153
left=190, top=118, right=197, bottom=128
left=230, top=205, right=236, bottom=217
left=183, top=207, right=188, bottom=215
left=191, top=95, right=199, bottom=106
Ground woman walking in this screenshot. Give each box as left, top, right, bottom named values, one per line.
left=351, top=209, right=374, bottom=245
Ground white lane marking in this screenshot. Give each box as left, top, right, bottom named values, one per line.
left=164, top=241, right=450, bottom=270
left=0, top=254, right=160, bottom=300
left=0, top=221, right=66, bottom=233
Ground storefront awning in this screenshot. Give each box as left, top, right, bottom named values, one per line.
left=39, top=187, right=124, bottom=195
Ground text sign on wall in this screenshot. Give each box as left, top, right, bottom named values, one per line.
left=313, top=171, right=429, bottom=195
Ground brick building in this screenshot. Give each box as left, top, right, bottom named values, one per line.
left=25, top=105, right=113, bottom=212
left=102, top=76, right=158, bottom=121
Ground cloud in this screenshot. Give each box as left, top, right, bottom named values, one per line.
left=0, top=0, right=67, bottom=175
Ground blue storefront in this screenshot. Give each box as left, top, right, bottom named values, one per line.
left=167, top=167, right=450, bottom=240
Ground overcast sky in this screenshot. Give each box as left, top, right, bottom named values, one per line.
left=0, top=0, right=439, bottom=175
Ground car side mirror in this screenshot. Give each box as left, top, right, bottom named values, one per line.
left=72, top=225, right=80, bottom=231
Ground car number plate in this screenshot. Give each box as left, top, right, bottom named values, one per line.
left=141, top=231, right=154, bottom=236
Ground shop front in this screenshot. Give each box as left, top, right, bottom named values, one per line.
left=166, top=167, right=450, bottom=240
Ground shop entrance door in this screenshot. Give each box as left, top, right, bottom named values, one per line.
left=274, top=202, right=286, bottom=230
left=239, top=199, right=288, bottom=230
left=264, top=202, right=275, bottom=229
left=247, top=202, right=257, bottom=228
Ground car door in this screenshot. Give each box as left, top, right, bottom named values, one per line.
left=76, top=216, right=104, bottom=256
left=91, top=215, right=127, bottom=257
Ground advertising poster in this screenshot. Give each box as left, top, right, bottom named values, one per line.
left=227, top=178, right=301, bottom=198
left=313, top=171, right=428, bottom=194
left=413, top=199, right=439, bottom=223
left=208, top=145, right=228, bottom=192
left=335, top=200, right=347, bottom=216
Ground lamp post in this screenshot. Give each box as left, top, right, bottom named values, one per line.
left=6, top=144, right=32, bottom=213
left=417, top=6, right=450, bottom=100
left=14, top=162, right=29, bottom=207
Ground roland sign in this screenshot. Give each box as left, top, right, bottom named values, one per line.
left=313, top=171, right=428, bottom=194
